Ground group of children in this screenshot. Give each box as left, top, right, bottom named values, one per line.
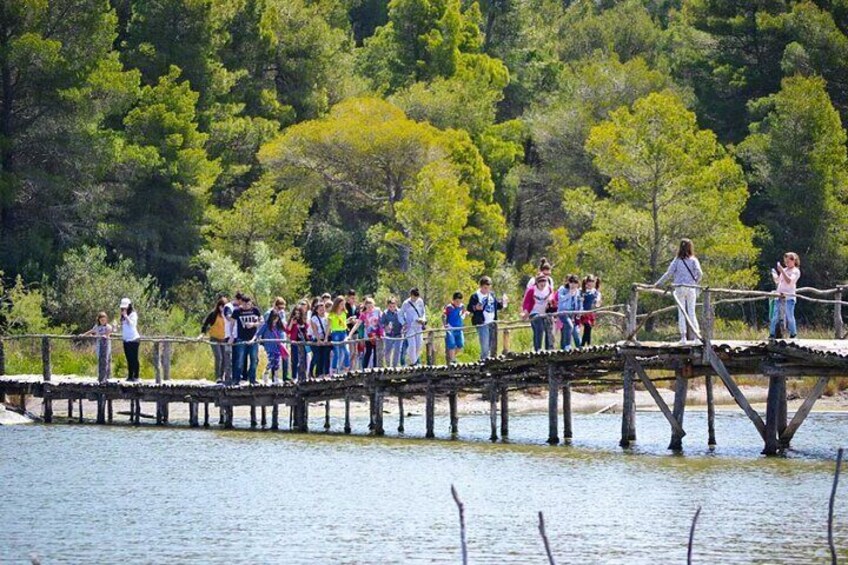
left=520, top=259, right=603, bottom=352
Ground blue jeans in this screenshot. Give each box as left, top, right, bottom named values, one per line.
left=232, top=342, right=259, bottom=383
left=770, top=298, right=797, bottom=337
left=331, top=331, right=350, bottom=370
left=530, top=315, right=552, bottom=351
left=559, top=316, right=580, bottom=350
left=292, top=344, right=307, bottom=382
left=384, top=338, right=401, bottom=367
left=477, top=324, right=491, bottom=359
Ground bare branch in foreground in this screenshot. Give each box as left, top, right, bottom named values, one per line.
left=829, top=448, right=844, bottom=565
left=538, top=511, right=556, bottom=565
left=688, top=506, right=702, bottom=565
left=451, top=485, right=468, bottom=565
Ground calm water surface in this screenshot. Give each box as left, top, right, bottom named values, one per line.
left=1, top=408, right=846, bottom=564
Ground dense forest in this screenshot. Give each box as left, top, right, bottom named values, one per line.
left=1, top=0, right=848, bottom=332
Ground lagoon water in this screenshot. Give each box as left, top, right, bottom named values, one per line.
left=1, top=409, right=846, bottom=564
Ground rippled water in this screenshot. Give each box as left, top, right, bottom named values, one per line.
left=1, top=409, right=846, bottom=564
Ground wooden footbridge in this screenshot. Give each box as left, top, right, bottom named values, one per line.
left=2, top=285, right=847, bottom=456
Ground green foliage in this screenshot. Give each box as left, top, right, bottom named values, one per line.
left=108, top=66, right=222, bottom=286
left=384, top=162, right=483, bottom=303
left=0, top=275, right=52, bottom=334
left=564, top=91, right=758, bottom=301
left=197, top=241, right=310, bottom=306
left=737, top=75, right=848, bottom=288
left=48, top=246, right=164, bottom=333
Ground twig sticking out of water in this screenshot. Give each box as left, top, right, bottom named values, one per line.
left=687, top=506, right=702, bottom=565
left=538, top=511, right=557, bottom=565
left=451, top=485, right=468, bottom=565
left=829, top=448, right=844, bottom=565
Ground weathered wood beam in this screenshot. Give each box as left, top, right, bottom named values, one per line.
left=324, top=400, right=331, bottom=431
left=668, top=366, right=688, bottom=451
left=489, top=381, right=498, bottom=443
left=426, top=385, right=436, bottom=439
left=705, top=375, right=716, bottom=447
left=344, top=391, right=352, bottom=434
left=547, top=366, right=559, bottom=445
left=705, top=348, right=766, bottom=440
left=562, top=380, right=573, bottom=442
left=448, top=391, right=458, bottom=437
left=624, top=354, right=685, bottom=439
left=779, top=376, right=829, bottom=447
left=500, top=386, right=509, bottom=439
left=620, top=367, right=636, bottom=447
left=374, top=389, right=385, bottom=436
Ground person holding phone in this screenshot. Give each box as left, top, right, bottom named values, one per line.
left=119, top=298, right=141, bottom=381
left=770, top=252, right=801, bottom=339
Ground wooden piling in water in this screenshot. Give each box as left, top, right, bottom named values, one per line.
left=78, top=396, right=84, bottom=424
left=374, top=389, right=385, bottom=436
left=562, top=380, right=573, bottom=442
left=107, top=399, right=113, bottom=423
left=0, top=337, right=5, bottom=376
left=620, top=366, right=635, bottom=448
left=764, top=373, right=783, bottom=455
left=448, top=391, right=458, bottom=437
left=189, top=402, right=199, bottom=428
left=425, top=385, right=436, bottom=439
left=250, top=404, right=258, bottom=428
left=204, top=402, right=210, bottom=428
left=68, top=398, right=73, bottom=419
left=668, top=365, right=689, bottom=451
left=324, top=400, right=331, bottom=431
left=489, top=382, right=498, bottom=443
left=344, top=391, right=352, bottom=434
left=271, top=402, right=279, bottom=430
left=397, top=394, right=405, bottom=434
left=96, top=395, right=106, bottom=424
left=500, top=387, right=509, bottom=439
left=261, top=405, right=267, bottom=428
left=706, top=375, right=716, bottom=447
left=547, top=366, right=559, bottom=445
left=134, top=399, right=141, bottom=426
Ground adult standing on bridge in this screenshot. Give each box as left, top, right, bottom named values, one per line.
left=401, top=288, right=427, bottom=366
left=231, top=296, right=262, bottom=385
left=769, top=252, right=801, bottom=339
left=201, top=296, right=229, bottom=384
left=653, top=238, right=703, bottom=343
left=119, top=298, right=141, bottom=381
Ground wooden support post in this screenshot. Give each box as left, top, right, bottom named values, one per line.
left=162, top=341, right=172, bottom=381
left=834, top=288, right=844, bottom=339
left=500, top=386, right=509, bottom=439
left=490, top=321, right=499, bottom=357
left=425, top=385, right=436, bottom=439
left=764, top=374, right=783, bottom=456
left=250, top=404, right=258, bottom=428
left=705, top=375, right=716, bottom=447
left=204, top=402, right=210, bottom=428
left=706, top=348, right=766, bottom=440
left=448, top=391, right=458, bottom=437
left=562, top=380, right=573, bottom=442
left=271, top=402, right=279, bottom=430
left=219, top=405, right=225, bottom=426
left=78, top=396, right=84, bottom=424
left=324, top=400, right=331, bottom=431
left=344, top=391, right=352, bottom=434
left=134, top=399, right=141, bottom=426
left=776, top=376, right=787, bottom=439
left=129, top=397, right=135, bottom=423
left=152, top=342, right=161, bottom=383
left=97, top=337, right=109, bottom=383
left=620, top=368, right=634, bottom=448
left=107, top=399, right=113, bottom=424
left=397, top=394, right=404, bottom=434
left=68, top=398, right=74, bottom=419
left=426, top=333, right=436, bottom=366
left=374, top=389, right=385, bottom=436
left=96, top=395, right=106, bottom=424
left=668, top=366, right=689, bottom=451
left=41, top=336, right=51, bottom=382
left=191, top=402, right=201, bottom=428
left=489, top=382, right=498, bottom=443
left=501, top=328, right=510, bottom=355
left=297, top=397, right=308, bottom=432
left=20, top=392, right=25, bottom=412
left=780, top=376, right=829, bottom=446
left=224, top=405, right=234, bottom=429
left=626, top=286, right=639, bottom=340
left=547, top=366, right=559, bottom=445
left=261, top=405, right=267, bottom=428
left=625, top=354, right=686, bottom=440
left=368, top=391, right=376, bottom=431
left=0, top=337, right=5, bottom=376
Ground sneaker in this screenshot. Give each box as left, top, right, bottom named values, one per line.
left=789, top=334, right=797, bottom=339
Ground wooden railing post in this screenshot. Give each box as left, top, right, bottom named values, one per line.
left=42, top=336, right=52, bottom=423
left=426, top=331, right=436, bottom=366
left=152, top=342, right=161, bottom=384
left=627, top=285, right=639, bottom=340
left=0, top=337, right=6, bottom=376
left=834, top=287, right=844, bottom=339
left=162, top=341, right=172, bottom=382
left=501, top=328, right=510, bottom=355
left=41, top=336, right=51, bottom=382
left=97, top=337, right=109, bottom=383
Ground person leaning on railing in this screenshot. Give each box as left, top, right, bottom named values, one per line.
left=468, top=276, right=507, bottom=360
left=200, top=295, right=229, bottom=384
left=652, top=238, right=703, bottom=344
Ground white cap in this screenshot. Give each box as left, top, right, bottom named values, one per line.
left=120, top=298, right=132, bottom=309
